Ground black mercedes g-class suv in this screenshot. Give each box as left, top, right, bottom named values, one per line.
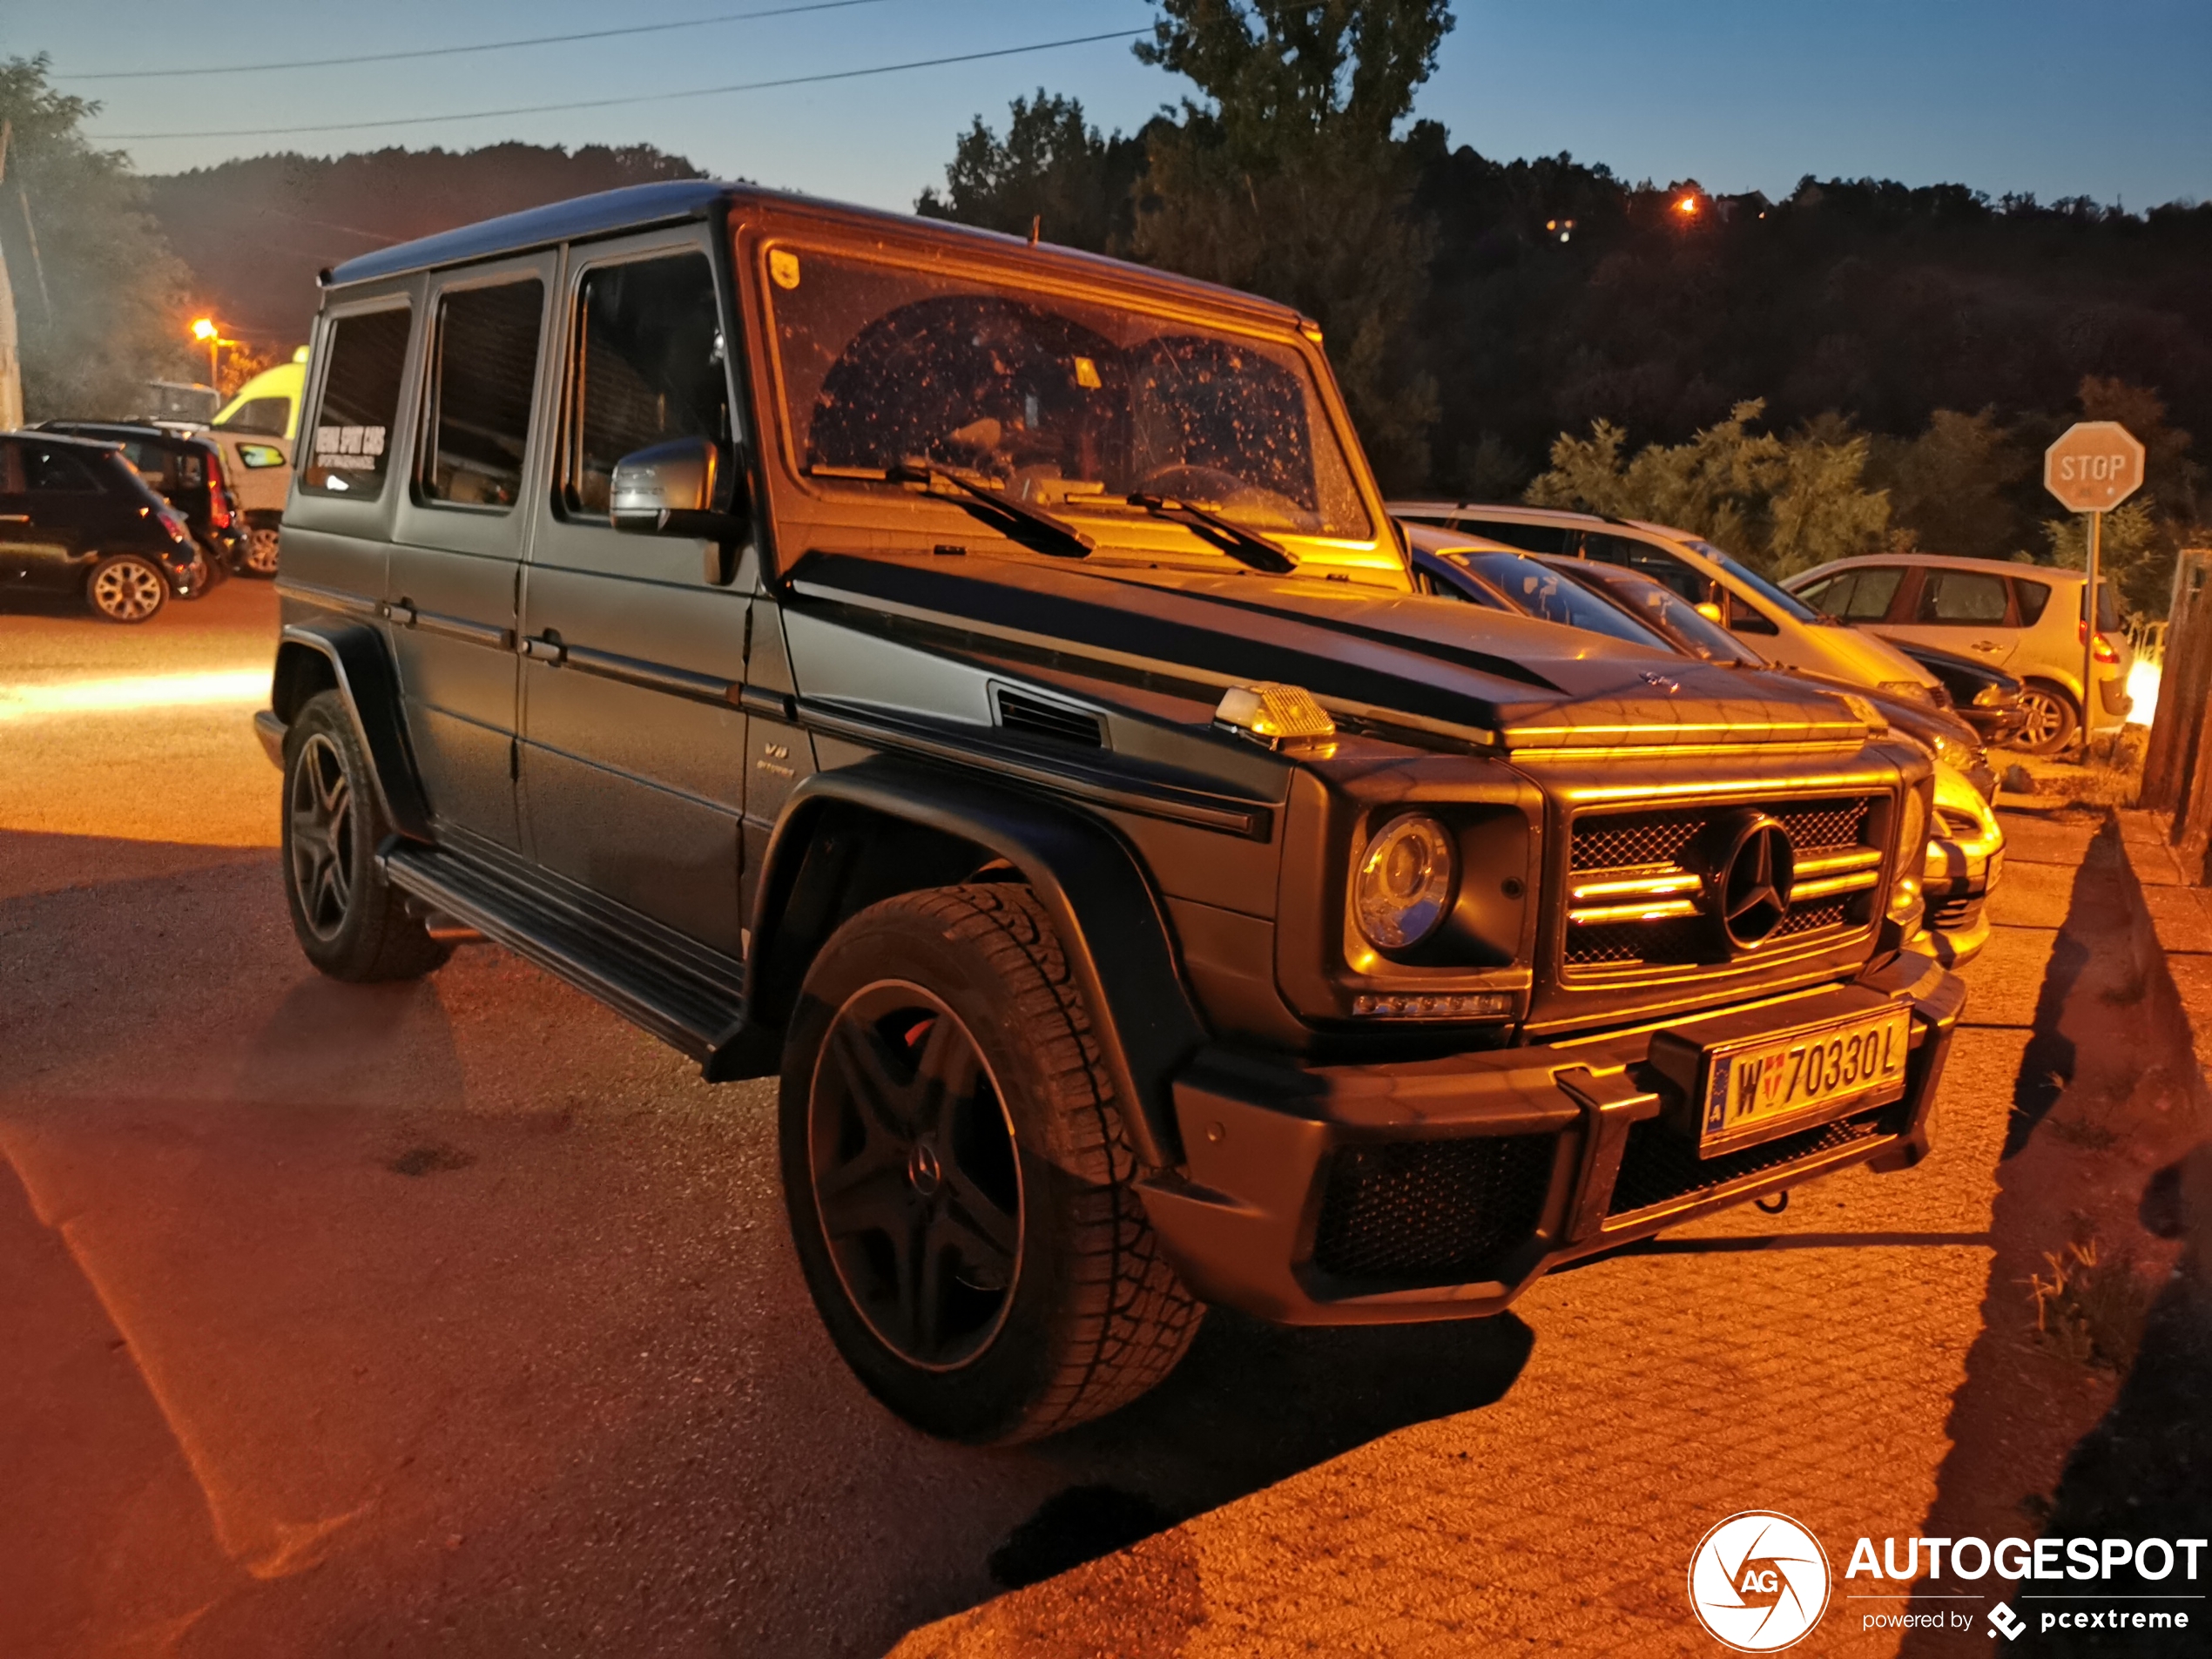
left=257, top=182, right=1964, bottom=1443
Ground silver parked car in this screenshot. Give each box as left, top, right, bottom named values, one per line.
left=1782, top=554, right=2132, bottom=754
left=1391, top=502, right=1949, bottom=705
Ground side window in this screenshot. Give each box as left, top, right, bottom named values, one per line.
left=1916, top=570, right=2010, bottom=624
left=422, top=279, right=545, bottom=509
left=563, top=253, right=727, bottom=516
left=1583, top=531, right=1709, bottom=604
left=1794, top=573, right=1842, bottom=610
left=25, top=446, right=105, bottom=494
left=1723, top=589, right=1779, bottom=634
left=214, top=396, right=291, bottom=436
left=1833, top=565, right=1904, bottom=622
left=304, top=306, right=412, bottom=496
left=2013, top=578, right=2052, bottom=625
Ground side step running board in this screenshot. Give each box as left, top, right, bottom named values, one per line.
left=381, top=840, right=755, bottom=1070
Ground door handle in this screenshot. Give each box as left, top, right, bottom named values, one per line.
left=520, top=632, right=565, bottom=664
left=382, top=599, right=417, bottom=626
left=1971, top=640, right=2000, bottom=652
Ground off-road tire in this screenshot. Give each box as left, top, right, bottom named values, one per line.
left=779, top=884, right=1203, bottom=1443
left=2013, top=681, right=2080, bottom=756
left=281, top=691, right=451, bottom=982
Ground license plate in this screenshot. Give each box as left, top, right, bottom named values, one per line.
left=1697, top=1006, right=1912, bottom=1155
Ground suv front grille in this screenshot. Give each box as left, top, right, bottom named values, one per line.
left=1561, top=795, right=1882, bottom=975
left=1312, top=1134, right=1556, bottom=1285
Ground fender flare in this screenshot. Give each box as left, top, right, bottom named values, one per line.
left=742, top=756, right=1207, bottom=1171
left=272, top=621, right=435, bottom=842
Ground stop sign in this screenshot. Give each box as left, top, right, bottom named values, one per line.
left=2045, top=421, right=2145, bottom=513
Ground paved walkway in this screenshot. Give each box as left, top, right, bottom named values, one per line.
left=894, top=813, right=2119, bottom=1659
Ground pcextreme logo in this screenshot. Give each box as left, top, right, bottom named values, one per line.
left=1688, top=1511, right=1832, bottom=1652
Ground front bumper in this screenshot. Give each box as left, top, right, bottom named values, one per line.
left=1136, top=952, right=1966, bottom=1325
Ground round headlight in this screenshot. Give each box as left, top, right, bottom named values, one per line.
left=1355, top=813, right=1456, bottom=949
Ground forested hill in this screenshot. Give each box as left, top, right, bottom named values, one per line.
left=143, top=143, right=705, bottom=348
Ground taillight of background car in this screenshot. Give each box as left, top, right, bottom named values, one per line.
left=2076, top=621, right=2121, bottom=664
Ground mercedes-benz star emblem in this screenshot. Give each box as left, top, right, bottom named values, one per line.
left=1710, top=813, right=1796, bottom=950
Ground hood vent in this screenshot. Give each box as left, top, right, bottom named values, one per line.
left=994, top=687, right=1104, bottom=748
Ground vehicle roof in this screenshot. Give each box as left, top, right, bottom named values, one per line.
left=326, top=180, right=1308, bottom=330
left=41, top=421, right=214, bottom=452
left=1393, top=498, right=1713, bottom=544
left=1788, top=551, right=2086, bottom=585
left=1399, top=521, right=1527, bottom=557
left=10, top=429, right=125, bottom=455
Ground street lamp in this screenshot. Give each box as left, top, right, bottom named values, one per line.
left=190, top=316, right=228, bottom=388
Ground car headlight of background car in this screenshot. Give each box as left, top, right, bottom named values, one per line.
left=1889, top=779, right=1932, bottom=921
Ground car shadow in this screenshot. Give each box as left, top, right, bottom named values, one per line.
left=989, top=1305, right=1538, bottom=1585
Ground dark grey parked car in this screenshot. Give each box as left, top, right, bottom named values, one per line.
left=257, top=182, right=1964, bottom=1442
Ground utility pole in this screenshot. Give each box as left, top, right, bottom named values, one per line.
left=0, top=120, right=23, bottom=430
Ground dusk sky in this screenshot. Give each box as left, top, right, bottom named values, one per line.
left=8, top=0, right=2208, bottom=210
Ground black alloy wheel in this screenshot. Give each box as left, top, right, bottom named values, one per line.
left=807, top=981, right=1022, bottom=1370
left=779, top=884, right=1202, bottom=1443
left=279, top=691, right=451, bottom=982
left=287, top=732, right=355, bottom=941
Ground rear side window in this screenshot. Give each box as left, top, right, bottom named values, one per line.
left=564, top=253, right=727, bottom=516
left=2013, top=578, right=2052, bottom=625
left=25, top=445, right=105, bottom=494
left=1916, top=569, right=2010, bottom=624
left=2087, top=581, right=2120, bottom=631
left=422, top=279, right=545, bottom=509
left=305, top=306, right=412, bottom=497
left=215, top=396, right=290, bottom=436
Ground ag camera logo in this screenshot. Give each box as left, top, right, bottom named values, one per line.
left=1689, top=1511, right=1832, bottom=1651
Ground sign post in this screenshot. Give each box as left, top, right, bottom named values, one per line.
left=2044, top=421, right=2146, bottom=760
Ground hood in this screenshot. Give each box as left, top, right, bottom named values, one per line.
left=786, top=550, right=1871, bottom=752
left=1802, top=616, right=1943, bottom=691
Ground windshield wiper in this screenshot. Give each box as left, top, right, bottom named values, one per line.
left=883, top=461, right=1095, bottom=558
left=1127, top=493, right=1297, bottom=574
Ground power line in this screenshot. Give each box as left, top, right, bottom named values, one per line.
left=94, top=31, right=1143, bottom=143
left=60, top=0, right=904, bottom=82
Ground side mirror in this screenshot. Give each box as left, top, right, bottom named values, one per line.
left=1695, top=601, right=1723, bottom=624
left=609, top=437, right=749, bottom=582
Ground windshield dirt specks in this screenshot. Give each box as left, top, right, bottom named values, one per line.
left=767, top=246, right=1372, bottom=539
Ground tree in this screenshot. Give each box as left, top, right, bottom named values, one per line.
left=1866, top=408, right=2034, bottom=561
left=0, top=56, right=194, bottom=418
left=1126, top=1, right=1455, bottom=489
left=914, top=91, right=1147, bottom=253
left=1526, top=399, right=1892, bottom=575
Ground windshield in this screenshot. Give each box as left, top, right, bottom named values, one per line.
left=1446, top=550, right=1671, bottom=649
left=1684, top=539, right=1826, bottom=624
left=1560, top=563, right=1764, bottom=664
left=764, top=245, right=1372, bottom=540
